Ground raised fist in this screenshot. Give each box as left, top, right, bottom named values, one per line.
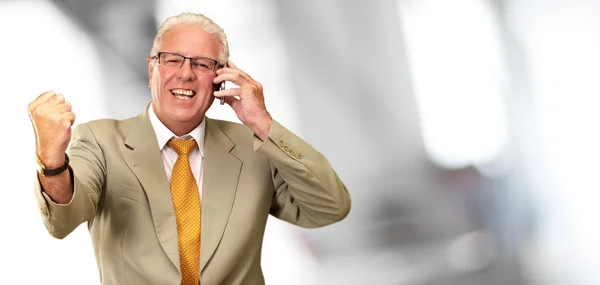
left=27, top=90, right=76, bottom=168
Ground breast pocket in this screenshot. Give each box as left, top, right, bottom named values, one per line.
left=107, top=178, right=148, bottom=205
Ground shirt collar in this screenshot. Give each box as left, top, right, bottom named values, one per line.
left=148, top=104, right=205, bottom=157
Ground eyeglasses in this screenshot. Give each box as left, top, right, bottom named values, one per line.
left=152, top=52, right=219, bottom=72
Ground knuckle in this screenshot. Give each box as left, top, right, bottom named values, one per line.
left=33, top=108, right=46, bottom=119
left=41, top=90, right=55, bottom=99
left=61, top=119, right=72, bottom=129
left=50, top=113, right=60, bottom=122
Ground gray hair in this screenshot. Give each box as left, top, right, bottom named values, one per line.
left=150, top=12, right=229, bottom=65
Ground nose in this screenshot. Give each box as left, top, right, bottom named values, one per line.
left=178, top=58, right=197, bottom=81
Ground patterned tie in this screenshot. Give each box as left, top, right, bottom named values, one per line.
left=168, top=138, right=201, bottom=285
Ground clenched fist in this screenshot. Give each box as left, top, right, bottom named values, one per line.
left=27, top=91, right=76, bottom=168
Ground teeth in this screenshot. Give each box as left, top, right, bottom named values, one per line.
left=171, top=89, right=195, bottom=96
left=174, top=95, right=192, bottom=100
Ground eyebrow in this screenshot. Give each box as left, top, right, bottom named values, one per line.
left=163, top=51, right=215, bottom=60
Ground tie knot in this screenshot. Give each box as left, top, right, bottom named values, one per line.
left=168, top=139, right=197, bottom=156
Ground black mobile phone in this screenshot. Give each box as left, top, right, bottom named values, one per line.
left=219, top=62, right=228, bottom=105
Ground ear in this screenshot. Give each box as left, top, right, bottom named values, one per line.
left=147, top=57, right=154, bottom=87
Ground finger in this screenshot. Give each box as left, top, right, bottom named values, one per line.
left=61, top=111, right=76, bottom=125
left=35, top=90, right=56, bottom=103
left=28, top=90, right=56, bottom=114
left=56, top=102, right=72, bottom=114
left=46, top=93, right=65, bottom=106
left=216, top=66, right=252, bottom=81
left=226, top=60, right=255, bottom=81
left=214, top=88, right=241, bottom=98
left=30, top=93, right=65, bottom=119
left=213, top=73, right=252, bottom=87
left=215, top=68, right=250, bottom=82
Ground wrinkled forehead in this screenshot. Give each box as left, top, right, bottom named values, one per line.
left=158, top=25, right=221, bottom=59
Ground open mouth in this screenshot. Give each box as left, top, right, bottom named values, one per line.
left=170, top=89, right=196, bottom=100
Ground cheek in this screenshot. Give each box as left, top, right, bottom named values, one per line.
left=199, top=74, right=217, bottom=92
left=159, top=69, right=176, bottom=86
left=150, top=75, right=161, bottom=99
left=151, top=70, right=174, bottom=102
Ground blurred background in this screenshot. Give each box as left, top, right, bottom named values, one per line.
left=2, top=0, right=599, bottom=284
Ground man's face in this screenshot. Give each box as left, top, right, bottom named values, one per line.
left=148, top=25, right=221, bottom=132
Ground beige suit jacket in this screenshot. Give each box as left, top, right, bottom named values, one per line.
left=34, top=106, right=351, bottom=285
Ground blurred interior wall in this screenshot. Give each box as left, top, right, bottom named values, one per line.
left=274, top=1, right=527, bottom=284
left=503, top=0, right=600, bottom=284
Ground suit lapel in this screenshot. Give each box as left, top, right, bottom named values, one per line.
left=121, top=108, right=242, bottom=275
left=123, top=106, right=181, bottom=273
left=201, top=118, right=242, bottom=272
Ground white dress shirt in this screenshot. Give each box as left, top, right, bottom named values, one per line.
left=148, top=105, right=205, bottom=202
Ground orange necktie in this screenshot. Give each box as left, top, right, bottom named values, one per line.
left=168, top=139, right=201, bottom=285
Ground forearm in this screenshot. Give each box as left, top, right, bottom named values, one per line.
left=270, top=162, right=350, bottom=227
left=36, top=170, right=100, bottom=239
left=255, top=120, right=351, bottom=227
left=35, top=124, right=105, bottom=238
left=38, top=168, right=73, bottom=204
left=250, top=116, right=272, bottom=141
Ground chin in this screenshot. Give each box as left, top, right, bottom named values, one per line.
left=170, top=111, right=196, bottom=123
left=176, top=106, right=207, bottom=120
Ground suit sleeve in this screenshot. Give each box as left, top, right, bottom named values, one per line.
left=253, top=120, right=351, bottom=228
left=33, top=123, right=106, bottom=239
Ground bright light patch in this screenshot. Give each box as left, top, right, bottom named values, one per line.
left=398, top=0, right=509, bottom=170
